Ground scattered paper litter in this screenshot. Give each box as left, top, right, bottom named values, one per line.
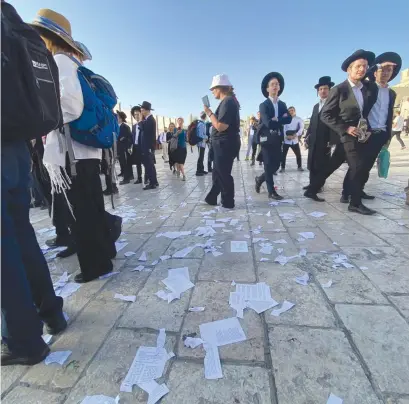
left=80, top=395, right=120, bottom=404
left=45, top=350, right=72, bottom=365
left=308, top=211, right=327, bottom=218
left=203, top=342, right=223, bottom=380
left=184, top=337, right=204, bottom=348
left=298, top=232, right=315, bottom=239
left=277, top=248, right=284, bottom=253
left=139, top=251, right=147, bottom=261
left=333, top=242, right=338, bottom=245
left=341, top=262, right=354, bottom=269
left=259, top=245, right=274, bottom=255
left=205, top=219, right=215, bottom=225
left=216, top=217, right=231, bottom=223
left=173, top=245, right=197, bottom=258
left=295, top=272, right=310, bottom=286
left=279, top=199, right=295, bottom=204
left=273, top=239, right=287, bottom=244
left=55, top=282, right=81, bottom=299
left=200, top=317, right=246, bottom=347
left=180, top=202, right=187, bottom=207
left=266, top=211, right=271, bottom=217
left=156, top=231, right=191, bottom=239
left=138, top=380, right=169, bottom=404
left=99, top=271, right=119, bottom=280
left=42, top=334, right=53, bottom=344
left=160, top=255, right=171, bottom=261
left=114, top=293, right=136, bottom=303
left=189, top=306, right=205, bottom=312
left=230, top=241, right=248, bottom=253
left=271, top=301, right=295, bottom=317
left=115, top=241, right=129, bottom=252
left=368, top=248, right=380, bottom=255
left=131, top=265, right=145, bottom=272
left=212, top=251, right=223, bottom=257
left=53, top=271, right=69, bottom=289
left=157, top=267, right=194, bottom=303
left=260, top=258, right=270, bottom=262
left=327, top=393, right=343, bottom=404
left=253, top=237, right=268, bottom=243
left=212, top=223, right=225, bottom=228
left=279, top=213, right=295, bottom=220
left=360, top=266, right=368, bottom=270
left=299, top=248, right=307, bottom=257
left=230, top=219, right=239, bottom=226
left=195, top=226, right=216, bottom=237
left=322, top=280, right=333, bottom=288
left=124, top=251, right=136, bottom=257
left=274, top=254, right=298, bottom=266
left=246, top=299, right=279, bottom=314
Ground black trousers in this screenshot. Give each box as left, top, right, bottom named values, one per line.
left=68, top=159, right=115, bottom=279
left=308, top=145, right=331, bottom=186
left=142, top=151, right=157, bottom=184
left=197, top=146, right=205, bottom=173
left=118, top=149, right=133, bottom=181
left=258, top=141, right=282, bottom=194
left=208, top=143, right=214, bottom=171
left=206, top=138, right=238, bottom=208
left=251, top=142, right=257, bottom=160
left=282, top=143, right=302, bottom=168
left=235, top=138, right=241, bottom=161
left=131, top=145, right=143, bottom=180
left=392, top=131, right=406, bottom=148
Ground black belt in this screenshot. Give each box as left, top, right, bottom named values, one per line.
left=371, top=129, right=386, bottom=134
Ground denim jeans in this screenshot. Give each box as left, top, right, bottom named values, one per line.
left=1, top=140, right=62, bottom=355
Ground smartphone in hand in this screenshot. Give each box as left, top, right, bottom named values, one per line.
left=202, top=95, right=210, bottom=108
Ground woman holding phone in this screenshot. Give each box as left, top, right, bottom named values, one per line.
left=203, top=74, right=240, bottom=209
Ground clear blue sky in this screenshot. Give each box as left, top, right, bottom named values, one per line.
left=13, top=0, right=409, bottom=120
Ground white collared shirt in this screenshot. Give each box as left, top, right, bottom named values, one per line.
left=318, top=98, right=326, bottom=112
left=283, top=116, right=304, bottom=145
left=368, top=83, right=390, bottom=130
left=348, top=78, right=364, bottom=112
left=393, top=115, right=404, bottom=131
left=134, top=124, right=140, bottom=145
left=268, top=96, right=279, bottom=117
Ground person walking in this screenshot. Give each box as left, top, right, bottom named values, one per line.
left=167, top=122, right=176, bottom=173
left=196, top=112, right=208, bottom=176
left=254, top=72, right=291, bottom=200
left=204, top=74, right=240, bottom=209
left=117, top=111, right=133, bottom=185
left=392, top=110, right=406, bottom=149
left=159, top=128, right=169, bottom=162
left=280, top=106, right=304, bottom=172
left=130, top=106, right=145, bottom=184
left=173, top=117, right=188, bottom=181
left=245, top=116, right=258, bottom=162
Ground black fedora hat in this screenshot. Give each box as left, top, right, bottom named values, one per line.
left=261, top=72, right=285, bottom=98
left=374, top=52, right=402, bottom=82
left=116, top=110, right=127, bottom=122
left=139, top=101, right=154, bottom=111
left=314, top=76, right=335, bottom=90
left=341, top=49, right=375, bottom=72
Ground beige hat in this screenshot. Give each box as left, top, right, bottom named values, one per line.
left=209, top=74, right=232, bottom=90
left=30, top=9, right=83, bottom=55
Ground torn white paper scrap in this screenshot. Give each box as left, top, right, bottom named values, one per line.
left=53, top=271, right=69, bottom=289
left=212, top=223, right=225, bottom=228
left=360, top=266, right=368, bottom=270
left=322, top=280, right=333, bottom=288
left=279, top=213, right=295, bottom=220
left=162, top=274, right=194, bottom=296
left=139, top=251, right=147, bottom=261
left=205, top=219, right=215, bottom=226
left=299, top=248, right=307, bottom=257
left=172, top=245, right=196, bottom=258
left=246, top=299, right=279, bottom=314
left=124, top=251, right=136, bottom=257
left=230, top=241, right=248, bottom=253
left=137, top=380, right=169, bottom=404
left=216, top=218, right=231, bottom=223
left=253, top=237, right=268, bottom=243
left=55, top=282, right=81, bottom=299
left=203, top=343, right=223, bottom=380
left=298, top=232, right=315, bottom=239
left=212, top=251, right=223, bottom=257
left=45, top=350, right=72, bottom=365
left=341, top=262, right=354, bottom=269
left=230, top=219, right=239, bottom=226
left=184, top=337, right=204, bottom=348
left=168, top=267, right=190, bottom=280
left=189, top=306, right=205, bottom=312
left=271, top=301, right=295, bottom=317
left=273, top=239, right=287, bottom=244
left=155, top=290, right=179, bottom=303
left=99, top=271, right=120, bottom=280
left=156, top=231, right=191, bottom=239
left=308, top=211, right=327, bottom=218
left=229, top=292, right=245, bottom=318
left=259, top=245, right=273, bottom=255
left=295, top=272, right=310, bottom=286
left=156, top=328, right=166, bottom=349
left=160, top=255, right=171, bottom=261
left=266, top=211, right=271, bottom=217
left=42, top=334, right=53, bottom=344
left=235, top=282, right=272, bottom=301
left=200, top=317, right=246, bottom=347
left=115, top=241, right=129, bottom=252
left=80, top=395, right=119, bottom=404
left=114, top=293, right=136, bottom=303
left=327, top=393, right=343, bottom=404
left=260, top=258, right=270, bottom=262
left=131, top=265, right=145, bottom=272
left=368, top=248, right=380, bottom=255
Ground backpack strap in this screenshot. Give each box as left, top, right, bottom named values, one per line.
left=54, top=51, right=82, bottom=67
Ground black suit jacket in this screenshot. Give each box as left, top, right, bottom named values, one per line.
left=320, top=79, right=377, bottom=143
left=140, top=115, right=157, bottom=152
left=118, top=123, right=132, bottom=151
left=257, top=98, right=292, bottom=142
left=307, top=103, right=339, bottom=148
left=132, top=123, right=142, bottom=145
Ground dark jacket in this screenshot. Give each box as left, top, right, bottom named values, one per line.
left=140, top=115, right=157, bottom=152
left=320, top=79, right=377, bottom=143
left=118, top=122, right=132, bottom=151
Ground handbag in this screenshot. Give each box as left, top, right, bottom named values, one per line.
left=377, top=147, right=390, bottom=178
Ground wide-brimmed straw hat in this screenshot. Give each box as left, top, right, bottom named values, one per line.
left=30, top=9, right=83, bottom=55
left=209, top=74, right=233, bottom=90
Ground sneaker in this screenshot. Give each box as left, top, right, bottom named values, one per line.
left=269, top=191, right=284, bottom=201
left=1, top=342, right=50, bottom=366
left=182, top=175, right=186, bottom=181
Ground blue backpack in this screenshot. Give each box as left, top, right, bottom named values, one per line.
left=65, top=54, right=119, bottom=149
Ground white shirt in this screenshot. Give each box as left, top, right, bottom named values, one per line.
left=134, top=123, right=140, bottom=145
left=159, top=131, right=166, bottom=143
left=393, top=115, right=404, bottom=131
left=283, top=116, right=304, bottom=145
left=318, top=98, right=326, bottom=112
left=348, top=78, right=364, bottom=113
left=268, top=96, right=279, bottom=117
left=367, top=84, right=390, bottom=130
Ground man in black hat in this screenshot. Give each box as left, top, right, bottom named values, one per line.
left=305, top=49, right=379, bottom=215
left=255, top=72, right=292, bottom=200
left=116, top=111, right=133, bottom=185
left=130, top=106, right=145, bottom=184
left=139, top=101, right=158, bottom=190
left=303, top=76, right=338, bottom=191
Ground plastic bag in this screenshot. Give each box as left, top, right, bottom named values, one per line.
left=377, top=147, right=390, bottom=179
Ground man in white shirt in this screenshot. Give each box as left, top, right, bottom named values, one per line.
left=280, top=106, right=304, bottom=172
left=159, top=128, right=169, bottom=162
left=392, top=111, right=406, bottom=149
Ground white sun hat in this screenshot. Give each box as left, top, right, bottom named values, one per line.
left=209, top=73, right=233, bottom=90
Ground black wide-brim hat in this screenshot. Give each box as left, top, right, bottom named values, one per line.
left=139, top=101, right=154, bottom=111
left=261, top=72, right=284, bottom=98
left=116, top=110, right=127, bottom=122
left=314, top=76, right=335, bottom=90
left=374, top=52, right=402, bottom=82
left=341, top=49, right=375, bottom=72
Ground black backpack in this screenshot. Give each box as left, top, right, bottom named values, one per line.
left=187, top=120, right=200, bottom=146
left=1, top=2, right=63, bottom=143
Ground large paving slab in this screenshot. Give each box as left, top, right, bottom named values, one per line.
left=1, top=387, right=64, bottom=404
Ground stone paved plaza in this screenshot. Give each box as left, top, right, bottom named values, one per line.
left=2, top=140, right=409, bottom=404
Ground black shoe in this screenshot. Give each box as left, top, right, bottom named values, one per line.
left=302, top=185, right=310, bottom=190
left=119, top=180, right=130, bottom=185
left=1, top=343, right=50, bottom=366
left=74, top=270, right=111, bottom=284
left=202, top=171, right=208, bottom=175
left=273, top=172, right=278, bottom=176
left=44, top=312, right=68, bottom=335
left=255, top=177, right=262, bottom=194
left=45, top=236, right=71, bottom=248
left=340, top=195, right=350, bottom=203
left=56, top=245, right=77, bottom=258
left=222, top=204, right=235, bottom=209
left=279, top=168, right=285, bottom=173
left=204, top=196, right=217, bottom=206
left=144, top=179, right=149, bottom=185
left=348, top=203, right=376, bottom=215
left=361, top=191, right=375, bottom=200
left=154, top=182, right=159, bottom=187
left=118, top=173, right=123, bottom=178
left=304, top=190, right=325, bottom=202
left=103, top=189, right=114, bottom=196
left=318, top=187, right=324, bottom=193
left=269, top=191, right=283, bottom=200
left=143, top=184, right=156, bottom=190
left=298, top=167, right=304, bottom=172
left=112, top=187, right=119, bottom=194
left=196, top=172, right=204, bottom=176
left=134, top=178, right=143, bottom=184
left=130, top=175, right=135, bottom=180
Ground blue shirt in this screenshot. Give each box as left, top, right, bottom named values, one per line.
left=196, top=120, right=207, bottom=148
left=178, top=130, right=187, bottom=148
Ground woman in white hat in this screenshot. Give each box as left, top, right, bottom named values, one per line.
left=203, top=74, right=240, bottom=209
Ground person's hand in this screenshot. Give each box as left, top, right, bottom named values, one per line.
left=346, top=126, right=358, bottom=136
left=204, top=105, right=211, bottom=116
left=272, top=117, right=278, bottom=121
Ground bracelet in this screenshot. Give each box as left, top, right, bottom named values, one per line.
left=208, top=113, right=213, bottom=118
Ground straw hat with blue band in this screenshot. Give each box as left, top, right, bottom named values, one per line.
left=29, top=9, right=83, bottom=56
left=75, top=41, right=92, bottom=61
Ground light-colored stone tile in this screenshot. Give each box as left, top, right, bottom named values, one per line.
left=269, top=326, right=381, bottom=404
left=21, top=299, right=126, bottom=389
left=336, top=304, right=409, bottom=394
left=2, top=387, right=64, bottom=404
left=258, top=263, right=337, bottom=327
left=65, top=329, right=175, bottom=404
left=389, top=295, right=409, bottom=320
left=288, top=227, right=339, bottom=253
left=162, top=362, right=272, bottom=404
left=0, top=366, right=28, bottom=395
left=179, top=281, right=265, bottom=362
